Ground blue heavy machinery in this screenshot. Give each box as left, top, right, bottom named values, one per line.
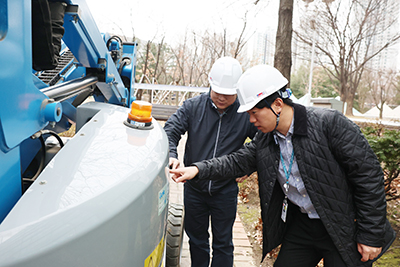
left=0, top=0, right=183, bottom=266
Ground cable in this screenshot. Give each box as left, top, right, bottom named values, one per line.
left=22, top=135, right=46, bottom=184
left=22, top=130, right=64, bottom=187
left=106, top=35, right=123, bottom=50
left=43, top=130, right=65, bottom=148
left=106, top=36, right=124, bottom=63
left=118, top=57, right=130, bottom=75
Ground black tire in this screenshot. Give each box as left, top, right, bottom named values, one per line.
left=166, top=203, right=184, bottom=267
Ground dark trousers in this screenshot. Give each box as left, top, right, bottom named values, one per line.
left=184, top=183, right=238, bottom=267
left=274, top=204, right=351, bottom=267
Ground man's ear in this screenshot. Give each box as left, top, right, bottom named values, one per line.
left=272, top=98, right=284, bottom=113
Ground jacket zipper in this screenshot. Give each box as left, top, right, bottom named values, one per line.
left=209, top=112, right=224, bottom=196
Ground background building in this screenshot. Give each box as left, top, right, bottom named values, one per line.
left=251, top=27, right=276, bottom=65
left=366, top=0, right=400, bottom=71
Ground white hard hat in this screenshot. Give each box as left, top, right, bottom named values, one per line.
left=236, top=65, right=288, bottom=113
left=208, top=57, right=242, bottom=95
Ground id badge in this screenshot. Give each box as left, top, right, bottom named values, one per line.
left=281, top=198, right=288, bottom=222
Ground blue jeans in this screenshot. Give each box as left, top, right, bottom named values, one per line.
left=184, top=182, right=238, bottom=267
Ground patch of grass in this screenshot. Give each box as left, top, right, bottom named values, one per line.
left=375, top=246, right=400, bottom=266
left=374, top=200, right=400, bottom=266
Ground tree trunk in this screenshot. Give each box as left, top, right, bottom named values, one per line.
left=274, top=0, right=293, bottom=86
left=154, top=37, right=164, bottom=80
left=339, top=80, right=348, bottom=114
left=345, top=91, right=354, bottom=116
left=137, top=41, right=152, bottom=100
left=378, top=101, right=385, bottom=119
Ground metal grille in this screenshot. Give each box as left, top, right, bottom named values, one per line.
left=37, top=50, right=75, bottom=86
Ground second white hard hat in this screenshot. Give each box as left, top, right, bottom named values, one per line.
left=208, top=57, right=243, bottom=95
left=236, top=65, right=288, bottom=113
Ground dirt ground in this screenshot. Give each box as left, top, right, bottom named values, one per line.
left=237, top=173, right=400, bottom=267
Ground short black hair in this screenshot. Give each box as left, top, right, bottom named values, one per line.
left=254, top=85, right=293, bottom=109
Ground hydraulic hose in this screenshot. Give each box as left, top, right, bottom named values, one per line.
left=22, top=135, right=46, bottom=184
left=42, top=129, right=65, bottom=148
left=22, top=130, right=65, bottom=186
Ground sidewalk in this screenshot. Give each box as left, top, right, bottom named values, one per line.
left=168, top=132, right=256, bottom=267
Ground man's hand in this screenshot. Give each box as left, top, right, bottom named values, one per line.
left=169, top=166, right=199, bottom=183
left=357, top=243, right=382, bottom=262
left=169, top=157, right=180, bottom=169
left=236, top=175, right=248, bottom=183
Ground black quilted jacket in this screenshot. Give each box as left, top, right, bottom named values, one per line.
left=193, top=103, right=395, bottom=266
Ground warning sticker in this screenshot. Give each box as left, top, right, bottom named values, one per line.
left=158, top=183, right=168, bottom=215
left=144, top=237, right=165, bottom=267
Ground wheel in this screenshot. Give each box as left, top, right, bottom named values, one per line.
left=166, top=203, right=184, bottom=267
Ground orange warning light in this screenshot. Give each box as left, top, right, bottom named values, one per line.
left=128, top=101, right=152, bottom=123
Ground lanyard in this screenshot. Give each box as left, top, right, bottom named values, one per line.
left=280, top=150, right=294, bottom=196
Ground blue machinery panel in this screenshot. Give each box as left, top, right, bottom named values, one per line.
left=0, top=0, right=137, bottom=222
left=0, top=0, right=7, bottom=41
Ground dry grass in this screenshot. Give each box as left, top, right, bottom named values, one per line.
left=58, top=124, right=76, bottom=137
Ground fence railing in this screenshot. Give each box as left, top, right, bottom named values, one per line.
left=134, top=83, right=209, bottom=120
left=134, top=83, right=209, bottom=106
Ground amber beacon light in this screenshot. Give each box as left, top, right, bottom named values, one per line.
left=124, top=100, right=154, bottom=130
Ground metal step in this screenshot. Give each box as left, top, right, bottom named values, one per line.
left=37, top=50, right=75, bottom=86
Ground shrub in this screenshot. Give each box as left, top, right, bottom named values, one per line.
left=362, top=125, right=400, bottom=201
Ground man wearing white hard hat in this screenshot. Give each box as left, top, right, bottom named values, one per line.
left=170, top=65, right=395, bottom=266
left=164, top=57, right=257, bottom=267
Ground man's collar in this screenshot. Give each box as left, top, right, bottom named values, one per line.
left=293, top=103, right=307, bottom=136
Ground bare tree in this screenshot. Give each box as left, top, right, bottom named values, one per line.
left=274, top=0, right=294, bottom=85
left=132, top=5, right=253, bottom=97
left=153, top=37, right=164, bottom=80
left=355, top=72, right=370, bottom=113
left=189, top=32, right=199, bottom=85
left=170, top=30, right=220, bottom=87
left=135, top=40, right=153, bottom=100
left=232, top=12, right=250, bottom=59
left=167, top=13, right=252, bottom=88
left=395, top=75, right=400, bottom=105
left=295, top=0, right=400, bottom=115
left=152, top=38, right=176, bottom=85
left=365, top=69, right=398, bottom=119
left=170, top=33, right=189, bottom=86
